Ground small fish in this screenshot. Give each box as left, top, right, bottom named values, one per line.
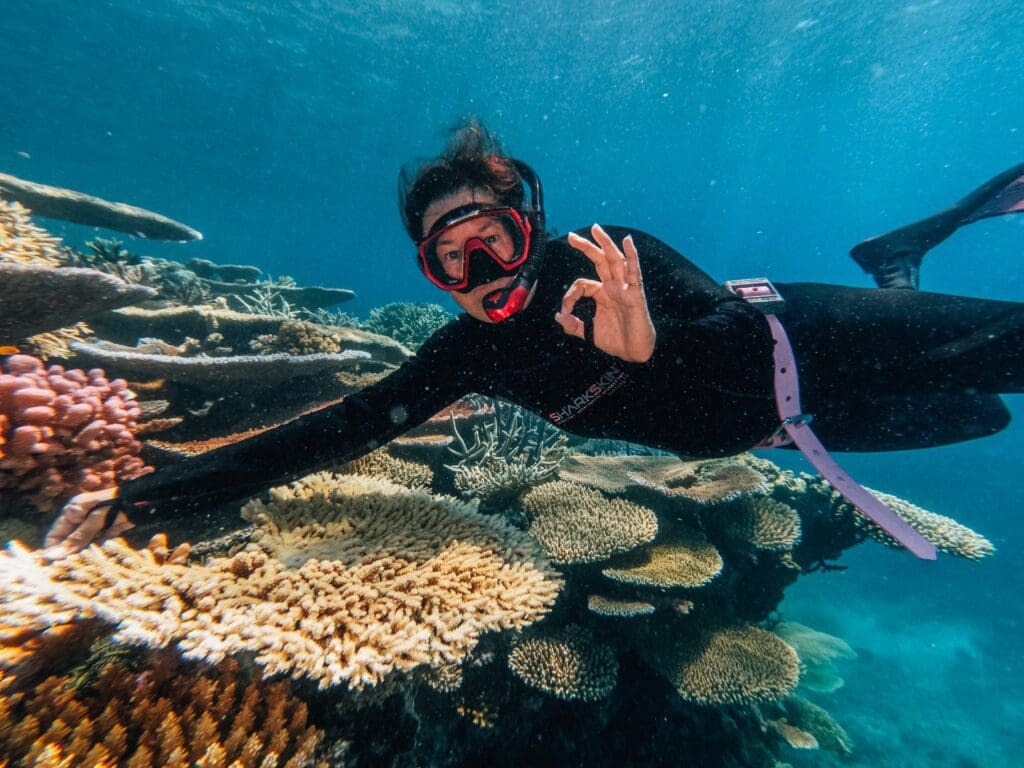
left=0, top=346, right=21, bottom=355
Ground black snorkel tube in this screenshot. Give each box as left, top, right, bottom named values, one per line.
left=482, top=159, right=547, bottom=322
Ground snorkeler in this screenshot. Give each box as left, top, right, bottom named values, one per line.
left=45, top=122, right=1024, bottom=559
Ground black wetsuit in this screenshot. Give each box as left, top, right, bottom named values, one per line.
left=119, top=226, right=1024, bottom=515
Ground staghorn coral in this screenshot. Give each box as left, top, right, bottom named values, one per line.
left=339, top=448, right=434, bottom=489
left=558, top=453, right=767, bottom=504
left=0, top=354, right=150, bottom=514
left=602, top=525, right=724, bottom=589
left=0, top=474, right=561, bottom=690
left=0, top=652, right=322, bottom=768
left=0, top=199, right=64, bottom=266
left=522, top=480, right=658, bottom=565
left=712, top=496, right=802, bottom=552
left=507, top=624, right=618, bottom=702
left=587, top=594, right=656, bottom=618
left=362, top=302, right=453, bottom=349
left=773, top=622, right=857, bottom=694
left=643, top=620, right=800, bottom=706
left=446, top=400, right=569, bottom=508
left=847, top=488, right=996, bottom=560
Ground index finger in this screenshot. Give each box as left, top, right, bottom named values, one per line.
left=567, top=230, right=615, bottom=283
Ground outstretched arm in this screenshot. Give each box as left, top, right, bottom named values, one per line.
left=45, top=323, right=473, bottom=552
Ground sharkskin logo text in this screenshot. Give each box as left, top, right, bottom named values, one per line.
left=548, top=365, right=628, bottom=424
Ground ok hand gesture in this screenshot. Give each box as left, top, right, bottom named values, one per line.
left=556, top=224, right=656, bottom=363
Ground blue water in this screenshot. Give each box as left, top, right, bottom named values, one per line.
left=4, top=1, right=1023, bottom=764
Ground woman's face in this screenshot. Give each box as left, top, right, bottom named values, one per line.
left=422, top=187, right=532, bottom=322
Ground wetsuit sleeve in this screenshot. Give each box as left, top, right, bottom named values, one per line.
left=606, top=227, right=774, bottom=394
left=118, top=322, right=473, bottom=516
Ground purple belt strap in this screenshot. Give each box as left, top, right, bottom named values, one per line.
left=728, top=279, right=937, bottom=560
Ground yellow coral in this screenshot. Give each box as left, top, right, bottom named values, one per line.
left=0, top=474, right=561, bottom=689
left=713, top=496, right=802, bottom=552
left=0, top=200, right=65, bottom=267
left=645, top=622, right=800, bottom=706
left=507, top=624, right=618, bottom=702
left=586, top=594, right=656, bottom=618
left=339, top=448, right=434, bottom=489
left=0, top=652, right=323, bottom=768
left=602, top=525, right=724, bottom=589
left=522, top=480, right=658, bottom=565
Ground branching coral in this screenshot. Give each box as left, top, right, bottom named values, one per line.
left=522, top=480, right=658, bottom=565
left=362, top=302, right=453, bottom=349
left=710, top=496, right=802, bottom=552
left=0, top=354, right=150, bottom=514
left=643, top=620, right=800, bottom=706
left=0, top=652, right=323, bottom=768
left=0, top=474, right=561, bottom=690
left=0, top=199, right=64, bottom=266
left=602, top=525, right=724, bottom=589
left=446, top=400, right=569, bottom=508
left=507, top=624, right=618, bottom=702
left=339, top=448, right=434, bottom=489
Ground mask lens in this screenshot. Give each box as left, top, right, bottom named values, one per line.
left=419, top=209, right=529, bottom=290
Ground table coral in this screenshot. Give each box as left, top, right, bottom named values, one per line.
left=602, top=525, right=724, bottom=589
left=522, top=480, right=658, bottom=565
left=507, top=624, right=618, bottom=702
left=0, top=354, right=149, bottom=514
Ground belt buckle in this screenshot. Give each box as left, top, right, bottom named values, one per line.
left=724, top=277, right=786, bottom=314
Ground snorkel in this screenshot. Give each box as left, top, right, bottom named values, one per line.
left=481, top=159, right=547, bottom=322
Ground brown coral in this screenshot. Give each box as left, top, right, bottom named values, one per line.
left=0, top=652, right=323, bottom=768
left=0, top=354, right=150, bottom=513
left=507, top=624, right=618, bottom=702
left=586, top=594, right=656, bottom=618
left=522, top=480, right=658, bottom=565
left=602, top=525, right=724, bottom=589
left=644, top=621, right=800, bottom=706
left=339, top=448, right=434, bottom=489
left=1, top=474, right=562, bottom=689
left=712, top=496, right=802, bottom=552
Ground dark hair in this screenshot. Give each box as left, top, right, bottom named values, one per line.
left=399, top=119, right=524, bottom=241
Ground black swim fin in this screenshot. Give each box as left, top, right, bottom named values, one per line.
left=851, top=162, right=1024, bottom=289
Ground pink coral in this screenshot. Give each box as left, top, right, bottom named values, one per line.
left=0, top=354, right=150, bottom=513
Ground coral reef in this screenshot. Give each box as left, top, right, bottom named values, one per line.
left=0, top=354, right=149, bottom=514
left=0, top=473, right=561, bottom=689
left=362, top=302, right=453, bottom=349
left=602, top=524, right=724, bottom=589
left=339, top=448, right=434, bottom=489
left=0, top=199, right=65, bottom=266
left=507, top=624, right=619, bottom=701
left=446, top=400, right=569, bottom=509
left=709, top=495, right=803, bottom=552
left=522, top=480, right=658, bottom=565
left=641, top=620, right=801, bottom=706
left=774, top=621, right=857, bottom=694
left=0, top=263, right=157, bottom=340
left=558, top=453, right=767, bottom=504
left=0, top=171, right=202, bottom=241
left=0, top=652, right=323, bottom=768
left=70, top=339, right=373, bottom=389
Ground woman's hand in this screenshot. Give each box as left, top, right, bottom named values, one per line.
left=43, top=487, right=133, bottom=557
left=556, top=224, right=656, bottom=363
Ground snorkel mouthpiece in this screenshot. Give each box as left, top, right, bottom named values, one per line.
left=483, top=277, right=532, bottom=322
